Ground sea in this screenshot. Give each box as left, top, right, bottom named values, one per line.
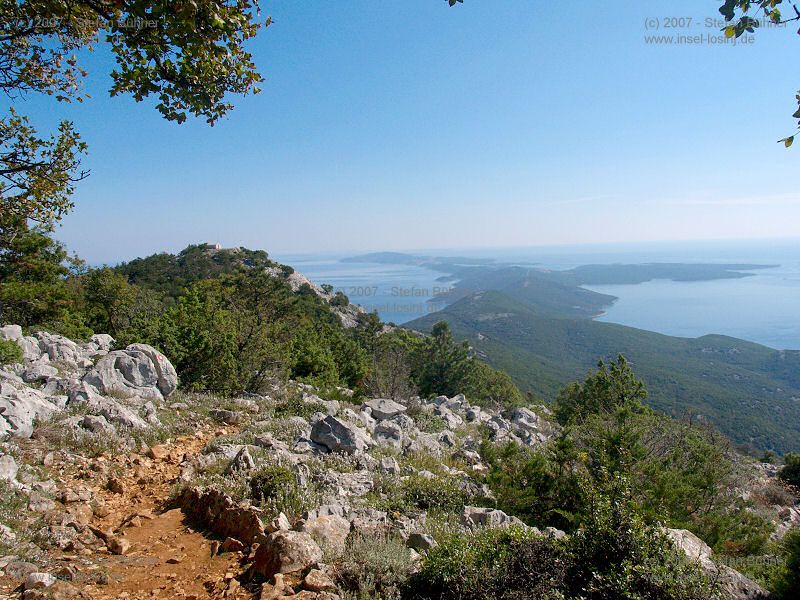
left=274, top=238, right=800, bottom=351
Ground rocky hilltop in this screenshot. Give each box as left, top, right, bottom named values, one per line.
left=0, top=326, right=788, bottom=599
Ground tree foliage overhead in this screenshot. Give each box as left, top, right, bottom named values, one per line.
left=1, top=0, right=267, bottom=243
left=717, top=0, right=800, bottom=146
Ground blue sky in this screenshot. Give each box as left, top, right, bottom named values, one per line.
left=12, top=0, right=800, bottom=263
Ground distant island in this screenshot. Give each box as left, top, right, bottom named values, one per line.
left=343, top=251, right=797, bottom=454
left=342, top=252, right=777, bottom=319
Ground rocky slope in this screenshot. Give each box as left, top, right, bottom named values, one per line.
left=0, top=327, right=790, bottom=599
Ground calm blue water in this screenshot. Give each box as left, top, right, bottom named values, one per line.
left=275, top=239, right=800, bottom=350
left=273, top=254, right=451, bottom=325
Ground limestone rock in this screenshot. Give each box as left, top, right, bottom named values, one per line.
left=362, top=398, right=407, bottom=421
left=80, top=414, right=115, bottom=435
left=380, top=456, right=400, bottom=475
left=226, top=446, right=256, bottom=474
left=82, top=344, right=177, bottom=401
left=407, top=533, right=437, bottom=552
left=21, top=363, right=58, bottom=383
left=252, top=530, right=322, bottom=578
left=24, top=572, right=57, bottom=590
left=311, top=416, right=373, bottom=454
left=0, top=454, right=19, bottom=481
left=221, top=537, right=245, bottom=553
left=666, top=529, right=770, bottom=600
left=374, top=421, right=403, bottom=449
left=461, top=506, right=527, bottom=530
left=0, top=380, right=60, bottom=439
left=304, top=568, right=336, bottom=592
left=266, top=512, right=291, bottom=534
left=107, top=536, right=131, bottom=555
left=210, top=409, right=240, bottom=425
left=298, top=514, right=351, bottom=554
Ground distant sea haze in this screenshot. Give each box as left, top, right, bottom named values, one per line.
left=275, top=239, right=800, bottom=350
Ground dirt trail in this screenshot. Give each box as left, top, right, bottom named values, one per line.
left=70, top=429, right=256, bottom=599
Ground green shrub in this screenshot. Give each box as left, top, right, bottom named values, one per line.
left=409, top=321, right=525, bottom=410
left=402, top=473, right=468, bottom=512
left=411, top=526, right=538, bottom=599
left=330, top=291, right=349, bottom=307
left=406, top=405, right=448, bottom=434
left=774, top=529, right=800, bottom=598
left=411, top=475, right=713, bottom=600
left=334, top=532, right=415, bottom=600
left=778, top=453, right=800, bottom=488
left=0, top=339, right=23, bottom=365
left=564, top=475, right=713, bottom=600
left=481, top=438, right=584, bottom=532
left=247, top=464, right=318, bottom=521
left=555, top=355, right=647, bottom=426
left=367, top=472, right=468, bottom=516
left=249, top=465, right=297, bottom=504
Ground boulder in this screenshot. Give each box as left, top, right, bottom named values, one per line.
left=34, top=332, right=90, bottom=369
left=0, top=326, right=40, bottom=362
left=0, top=325, right=22, bottom=343
left=311, top=416, right=373, bottom=454
left=226, top=446, right=256, bottom=474
left=252, top=530, right=323, bottom=578
left=83, top=395, right=149, bottom=430
left=380, top=456, right=400, bottom=475
left=462, top=506, right=527, bottom=530
left=209, top=409, right=240, bottom=425
left=80, top=415, right=115, bottom=435
left=21, top=363, right=58, bottom=384
left=299, top=514, right=351, bottom=554
left=266, top=512, right=291, bottom=533
left=179, top=487, right=267, bottom=546
left=406, top=432, right=442, bottom=457
left=303, top=568, right=336, bottom=592
left=665, top=529, right=771, bottom=600
left=434, top=405, right=463, bottom=430
left=0, top=380, right=60, bottom=439
left=362, top=398, right=407, bottom=421
left=82, top=344, right=177, bottom=401
left=438, top=430, right=457, bottom=448
left=407, top=532, right=437, bottom=552
left=125, top=344, right=178, bottom=397
left=24, top=572, right=57, bottom=590
left=89, top=333, right=115, bottom=352
left=374, top=421, right=403, bottom=449
left=0, top=454, right=18, bottom=482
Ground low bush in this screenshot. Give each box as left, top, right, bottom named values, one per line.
left=411, top=526, right=538, bottom=599
left=369, top=472, right=468, bottom=515
left=248, top=464, right=317, bottom=520
left=774, top=529, right=800, bottom=598
left=0, top=339, right=22, bottom=365
left=401, top=473, right=468, bottom=512
left=334, top=532, right=415, bottom=600
left=411, top=475, right=713, bottom=600
left=779, top=453, right=800, bottom=488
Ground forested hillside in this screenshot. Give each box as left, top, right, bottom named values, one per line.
left=408, top=290, right=800, bottom=454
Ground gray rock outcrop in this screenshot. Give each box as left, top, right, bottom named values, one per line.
left=83, top=344, right=177, bottom=401
left=310, top=416, right=373, bottom=454
left=665, top=528, right=771, bottom=599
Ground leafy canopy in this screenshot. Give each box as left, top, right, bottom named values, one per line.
left=1, top=0, right=267, bottom=244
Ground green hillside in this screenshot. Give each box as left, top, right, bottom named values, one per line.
left=408, top=290, right=800, bottom=454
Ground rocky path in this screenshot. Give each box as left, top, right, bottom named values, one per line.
left=78, top=428, right=256, bottom=600
left=75, top=428, right=251, bottom=599
left=4, top=427, right=257, bottom=600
